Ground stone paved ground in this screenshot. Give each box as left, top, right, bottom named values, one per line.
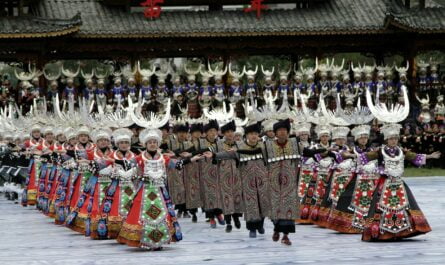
left=0, top=177, right=444, bottom=265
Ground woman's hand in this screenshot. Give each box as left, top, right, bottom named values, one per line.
left=427, top=151, right=441, bottom=159
left=191, top=154, right=204, bottom=162
left=203, top=151, right=214, bottom=159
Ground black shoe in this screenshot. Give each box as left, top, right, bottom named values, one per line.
left=258, top=227, right=265, bottom=234
left=192, top=214, right=197, bottom=223
left=234, top=218, right=241, bottom=229
left=225, top=224, right=233, bottom=233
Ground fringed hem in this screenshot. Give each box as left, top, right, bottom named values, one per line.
left=313, top=206, right=331, bottom=228
left=117, top=222, right=142, bottom=247
left=362, top=210, right=432, bottom=241
left=296, top=218, right=314, bottom=225
left=326, top=209, right=361, bottom=234
left=116, top=235, right=140, bottom=247
left=66, top=213, right=88, bottom=234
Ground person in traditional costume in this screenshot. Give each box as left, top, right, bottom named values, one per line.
left=321, top=127, right=358, bottom=230
left=309, top=124, right=335, bottom=224
left=199, top=119, right=226, bottom=228
left=65, top=126, right=96, bottom=232
left=46, top=129, right=67, bottom=218
left=87, top=128, right=115, bottom=238
left=54, top=128, right=77, bottom=224
left=359, top=86, right=441, bottom=241
left=184, top=122, right=204, bottom=222
left=266, top=119, right=300, bottom=245
left=213, top=120, right=244, bottom=233
left=317, top=126, right=355, bottom=228
left=21, top=124, right=43, bottom=207
left=92, top=128, right=137, bottom=239
left=35, top=126, right=57, bottom=211
left=117, top=127, right=202, bottom=250
left=296, top=122, right=323, bottom=224
left=207, top=121, right=270, bottom=238
left=327, top=125, right=377, bottom=233
left=168, top=121, right=190, bottom=218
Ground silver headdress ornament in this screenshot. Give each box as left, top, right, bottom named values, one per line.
left=91, top=127, right=112, bottom=143
left=395, top=61, right=409, bottom=78
left=351, top=62, right=363, bottom=78
left=184, top=62, right=201, bottom=82
left=278, top=65, right=291, bottom=81
left=416, top=94, right=430, bottom=109
left=112, top=64, right=123, bottom=84
left=329, top=58, right=345, bottom=78
left=319, top=92, right=351, bottom=126
left=331, top=126, right=350, bottom=140
left=341, top=70, right=350, bottom=81
left=317, top=58, right=332, bottom=77
left=295, top=122, right=312, bottom=135
left=362, top=62, right=376, bottom=78
left=199, top=66, right=214, bottom=83
left=137, top=60, right=156, bottom=80
left=14, top=62, right=38, bottom=82
left=351, top=125, right=371, bottom=140
left=155, top=66, right=169, bottom=84
left=62, top=61, right=80, bottom=83
left=229, top=63, right=245, bottom=83
left=301, top=58, right=318, bottom=80
left=122, top=63, right=138, bottom=83
left=112, top=128, right=133, bottom=143
left=208, top=62, right=227, bottom=81
left=366, top=85, right=409, bottom=124
left=203, top=101, right=234, bottom=124
left=128, top=95, right=170, bottom=145
left=128, top=95, right=171, bottom=129
left=429, top=57, right=440, bottom=72
left=95, top=63, right=109, bottom=85
left=261, top=65, right=275, bottom=81
left=416, top=59, right=429, bottom=73
left=293, top=62, right=304, bottom=80
left=244, top=65, right=258, bottom=80
left=81, top=67, right=95, bottom=84
left=315, top=123, right=332, bottom=139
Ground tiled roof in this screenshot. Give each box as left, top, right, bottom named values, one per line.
left=1, top=0, right=443, bottom=39
left=0, top=13, right=81, bottom=38
left=32, top=0, right=389, bottom=38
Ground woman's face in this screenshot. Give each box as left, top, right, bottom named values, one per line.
left=357, top=136, right=369, bottom=146
left=299, top=133, right=309, bottom=142
left=45, top=132, right=55, bottom=142
left=387, top=136, right=399, bottom=147
left=57, top=134, right=66, bottom=143
left=265, top=131, right=275, bottom=138
left=335, top=138, right=346, bottom=146
left=206, top=128, right=217, bottom=141
left=191, top=131, right=201, bottom=139
left=276, top=128, right=289, bottom=141
left=320, top=134, right=330, bottom=144
left=246, top=132, right=259, bottom=144
left=146, top=139, right=159, bottom=151
left=78, top=134, right=89, bottom=144
left=68, top=137, right=77, bottom=145
left=118, top=140, right=130, bottom=151
left=97, top=138, right=110, bottom=149
left=32, top=130, right=41, bottom=139
left=224, top=130, right=235, bottom=142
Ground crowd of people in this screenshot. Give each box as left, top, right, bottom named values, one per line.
left=0, top=58, right=443, bottom=250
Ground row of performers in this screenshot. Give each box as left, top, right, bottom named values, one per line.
left=15, top=73, right=411, bottom=106
left=4, top=118, right=442, bottom=249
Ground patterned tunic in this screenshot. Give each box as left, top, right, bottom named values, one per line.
left=265, top=138, right=300, bottom=220
left=216, top=140, right=244, bottom=215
